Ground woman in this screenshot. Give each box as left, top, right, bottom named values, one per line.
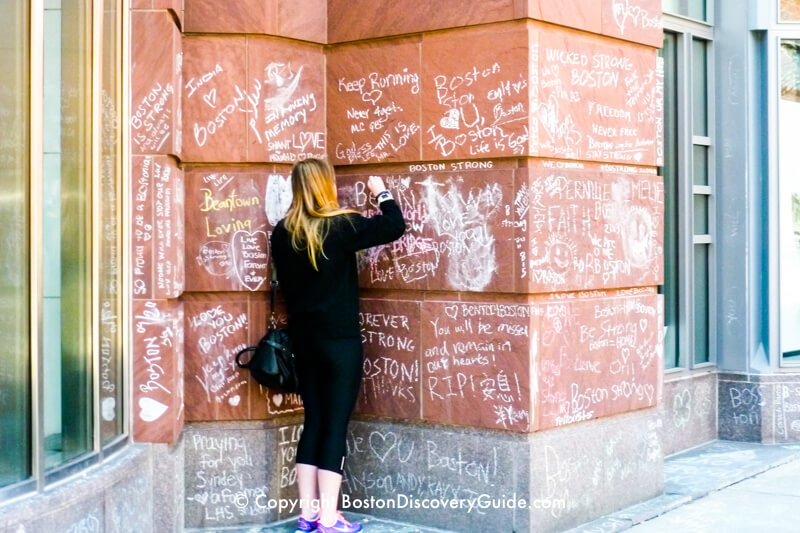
left=270, top=158, right=405, bottom=533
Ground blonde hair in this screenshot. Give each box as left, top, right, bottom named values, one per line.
left=283, top=158, right=356, bottom=270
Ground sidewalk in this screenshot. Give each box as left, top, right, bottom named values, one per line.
left=189, top=440, right=800, bottom=533
left=569, top=440, right=800, bottom=533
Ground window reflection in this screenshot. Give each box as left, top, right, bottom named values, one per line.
left=0, top=0, right=31, bottom=488
left=780, top=41, right=800, bottom=362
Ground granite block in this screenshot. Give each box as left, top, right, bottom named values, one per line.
left=532, top=24, right=660, bottom=165
left=327, top=0, right=517, bottom=43
left=184, top=425, right=281, bottom=528
left=341, top=419, right=529, bottom=533
left=131, top=10, right=180, bottom=156
left=183, top=166, right=275, bottom=292
left=105, top=468, right=154, bottom=533
left=521, top=162, right=665, bottom=292
left=536, top=292, right=663, bottom=430
left=718, top=380, right=765, bottom=442
left=527, top=408, right=663, bottom=532
left=659, top=373, right=717, bottom=456
left=336, top=169, right=519, bottom=292
left=181, top=36, right=248, bottom=162
left=327, top=38, right=422, bottom=165
left=153, top=440, right=186, bottom=533
left=421, top=23, right=531, bottom=161
left=246, top=37, right=326, bottom=163
left=537, top=0, right=602, bottom=33
left=133, top=299, right=185, bottom=443
left=184, top=0, right=269, bottom=34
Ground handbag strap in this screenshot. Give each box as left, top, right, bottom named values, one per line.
left=269, top=253, right=278, bottom=329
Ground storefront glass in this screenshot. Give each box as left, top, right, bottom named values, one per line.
left=0, top=0, right=31, bottom=489
left=780, top=40, right=800, bottom=363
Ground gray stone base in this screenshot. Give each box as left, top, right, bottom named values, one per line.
left=340, top=408, right=663, bottom=532
left=718, top=372, right=800, bottom=443
left=0, top=445, right=154, bottom=533
left=183, top=408, right=663, bottom=533
left=659, top=371, right=717, bottom=456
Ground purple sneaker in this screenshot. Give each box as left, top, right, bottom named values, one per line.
left=316, top=512, right=362, bottom=533
left=295, top=513, right=319, bottom=533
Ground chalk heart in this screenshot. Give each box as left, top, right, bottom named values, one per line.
left=138, top=397, right=168, bottom=422
left=272, top=393, right=283, bottom=407
left=639, top=319, right=648, bottom=333
left=368, top=431, right=397, bottom=463
left=203, top=88, right=217, bottom=108
left=439, top=108, right=460, bottom=130
left=443, top=305, right=459, bottom=320
left=621, top=348, right=631, bottom=364
left=361, top=90, right=382, bottom=106
left=228, top=395, right=241, bottom=407
left=193, top=492, right=209, bottom=506
left=231, top=230, right=268, bottom=291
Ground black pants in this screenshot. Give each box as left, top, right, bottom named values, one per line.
left=293, top=335, right=363, bottom=474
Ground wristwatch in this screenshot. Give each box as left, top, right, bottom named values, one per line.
left=375, top=190, right=393, bottom=203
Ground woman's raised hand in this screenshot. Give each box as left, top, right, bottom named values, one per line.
left=367, top=175, right=387, bottom=198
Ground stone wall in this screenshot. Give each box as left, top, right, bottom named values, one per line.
left=129, top=1, right=667, bottom=530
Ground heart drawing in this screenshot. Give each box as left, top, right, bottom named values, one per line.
left=139, top=397, right=168, bottom=422
left=203, top=88, right=217, bottom=108
left=231, top=230, right=269, bottom=291
left=439, top=108, right=460, bottom=130
left=361, top=89, right=383, bottom=106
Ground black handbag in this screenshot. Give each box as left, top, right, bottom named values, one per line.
left=235, top=266, right=299, bottom=393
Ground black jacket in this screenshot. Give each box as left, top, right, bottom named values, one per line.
left=270, top=199, right=405, bottom=338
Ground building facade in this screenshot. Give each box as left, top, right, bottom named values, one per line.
left=0, top=1, right=799, bottom=532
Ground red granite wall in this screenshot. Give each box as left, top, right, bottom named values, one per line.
left=130, top=0, right=664, bottom=442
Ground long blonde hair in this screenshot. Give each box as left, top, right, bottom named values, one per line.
left=283, top=158, right=356, bottom=270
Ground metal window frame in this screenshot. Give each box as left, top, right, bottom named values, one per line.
left=771, top=30, right=800, bottom=369
left=663, top=14, right=718, bottom=376
left=1, top=0, right=129, bottom=505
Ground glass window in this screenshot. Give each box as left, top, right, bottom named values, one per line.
left=780, top=40, right=800, bottom=363
left=0, top=0, right=31, bottom=488
left=660, top=22, right=715, bottom=370
left=42, top=0, right=93, bottom=469
left=692, top=38, right=709, bottom=137
left=663, top=0, right=707, bottom=22
left=694, top=244, right=710, bottom=364
left=659, top=32, right=680, bottom=370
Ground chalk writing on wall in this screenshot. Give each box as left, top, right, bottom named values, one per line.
left=182, top=38, right=326, bottom=162
left=774, top=384, right=800, bottom=441
left=185, top=169, right=284, bottom=292
left=132, top=156, right=183, bottom=299
left=421, top=300, right=531, bottom=431
left=131, top=76, right=175, bottom=153
left=423, top=26, right=530, bottom=161
left=534, top=27, right=660, bottom=165
left=133, top=299, right=183, bottom=442
left=356, top=299, right=421, bottom=419
left=514, top=164, right=664, bottom=291
left=337, top=170, right=516, bottom=292
left=329, top=40, right=422, bottom=164
left=184, top=300, right=250, bottom=421
left=537, top=293, right=662, bottom=428
left=186, top=431, right=275, bottom=525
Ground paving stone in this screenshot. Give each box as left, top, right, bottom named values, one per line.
left=629, top=489, right=800, bottom=532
